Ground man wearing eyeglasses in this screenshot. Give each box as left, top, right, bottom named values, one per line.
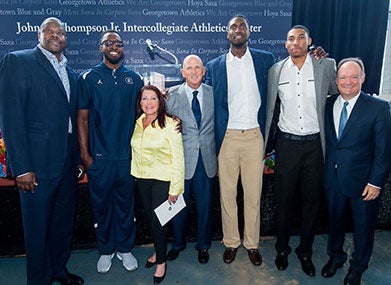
left=0, top=17, right=83, bottom=285
left=77, top=30, right=144, bottom=274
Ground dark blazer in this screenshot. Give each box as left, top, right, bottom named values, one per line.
left=0, top=47, right=79, bottom=179
left=324, top=92, right=391, bottom=197
left=205, top=48, right=275, bottom=154
left=166, top=83, right=217, bottom=179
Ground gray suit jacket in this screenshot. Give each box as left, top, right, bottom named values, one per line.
left=264, top=55, right=338, bottom=156
left=166, top=83, right=217, bottom=179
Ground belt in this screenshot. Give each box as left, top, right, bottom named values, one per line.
left=279, top=131, right=319, bottom=142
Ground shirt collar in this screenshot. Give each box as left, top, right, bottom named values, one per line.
left=37, top=44, right=67, bottom=65
left=226, top=47, right=251, bottom=62
left=337, top=92, right=361, bottom=106
left=97, top=61, right=126, bottom=74
left=184, top=83, right=199, bottom=94
left=286, top=53, right=310, bottom=68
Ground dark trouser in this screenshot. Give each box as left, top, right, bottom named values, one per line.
left=137, top=179, right=170, bottom=264
left=87, top=159, right=136, bottom=254
left=171, top=154, right=214, bottom=251
left=19, top=136, right=78, bottom=285
left=274, top=133, right=323, bottom=257
left=325, top=176, right=379, bottom=273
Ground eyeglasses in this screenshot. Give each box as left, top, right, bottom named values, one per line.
left=101, top=40, right=124, bottom=48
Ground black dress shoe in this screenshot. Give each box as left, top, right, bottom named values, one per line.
left=153, top=263, right=167, bottom=284
left=247, top=249, right=262, bottom=266
left=275, top=252, right=288, bottom=270
left=344, top=268, right=362, bottom=285
left=298, top=256, right=316, bottom=277
left=321, top=259, right=343, bottom=278
left=223, top=247, right=238, bottom=264
left=52, top=272, right=84, bottom=285
left=145, top=259, right=157, bottom=268
left=198, top=249, right=209, bottom=264
left=166, top=249, right=181, bottom=261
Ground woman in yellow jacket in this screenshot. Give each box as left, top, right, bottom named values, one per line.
left=131, top=85, right=184, bottom=284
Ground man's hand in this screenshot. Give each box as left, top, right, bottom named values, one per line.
left=172, top=115, right=182, bottom=133
left=16, top=172, right=38, bottom=193
left=362, top=184, right=381, bottom=201
left=81, top=154, right=93, bottom=171
left=309, top=45, right=329, bottom=59
left=162, top=88, right=169, bottom=100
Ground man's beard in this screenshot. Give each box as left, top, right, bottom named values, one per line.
left=230, top=37, right=248, bottom=48
left=104, top=52, right=124, bottom=65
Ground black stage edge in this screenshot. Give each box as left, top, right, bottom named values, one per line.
left=1, top=173, right=390, bottom=257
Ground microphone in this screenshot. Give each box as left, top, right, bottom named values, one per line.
left=146, top=39, right=155, bottom=60
left=145, top=39, right=179, bottom=65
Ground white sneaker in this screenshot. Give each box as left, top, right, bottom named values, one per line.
left=97, top=253, right=114, bottom=273
left=116, top=251, right=138, bottom=271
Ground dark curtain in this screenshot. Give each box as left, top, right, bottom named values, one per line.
left=292, top=0, right=389, bottom=95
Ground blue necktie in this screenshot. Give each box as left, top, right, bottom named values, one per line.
left=192, top=90, right=201, bottom=128
left=338, top=101, right=349, bottom=140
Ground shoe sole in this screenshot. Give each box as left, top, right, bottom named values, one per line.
left=97, top=266, right=111, bottom=274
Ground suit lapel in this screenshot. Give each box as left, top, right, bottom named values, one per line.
left=67, top=67, right=79, bottom=116
left=201, top=84, right=212, bottom=122
left=339, top=93, right=365, bottom=141
left=217, top=54, right=228, bottom=106
left=177, top=84, right=194, bottom=119
left=326, top=95, right=338, bottom=142
left=311, top=56, right=324, bottom=117
left=34, top=47, right=68, bottom=102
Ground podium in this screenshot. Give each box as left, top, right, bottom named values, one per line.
left=130, top=64, right=183, bottom=89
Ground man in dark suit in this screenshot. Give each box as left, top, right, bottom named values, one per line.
left=0, top=18, right=83, bottom=285
left=264, top=25, right=338, bottom=276
left=205, top=14, right=275, bottom=266
left=321, top=58, right=391, bottom=285
left=166, top=55, right=217, bottom=264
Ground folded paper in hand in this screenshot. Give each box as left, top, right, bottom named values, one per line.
left=154, top=194, right=186, bottom=226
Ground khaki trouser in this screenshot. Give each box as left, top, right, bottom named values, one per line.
left=218, top=127, right=264, bottom=249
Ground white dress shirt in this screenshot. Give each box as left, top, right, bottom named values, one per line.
left=278, top=55, right=319, bottom=135
left=185, top=83, right=203, bottom=113
left=226, top=48, right=261, bottom=130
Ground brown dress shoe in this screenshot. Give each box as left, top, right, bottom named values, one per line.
left=223, top=247, right=238, bottom=264
left=247, top=249, right=262, bottom=266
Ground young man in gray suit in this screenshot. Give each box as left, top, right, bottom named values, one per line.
left=264, top=25, right=338, bottom=276
left=165, top=54, right=217, bottom=264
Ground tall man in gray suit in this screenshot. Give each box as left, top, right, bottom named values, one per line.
left=165, top=55, right=217, bottom=264
left=264, top=25, right=338, bottom=276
